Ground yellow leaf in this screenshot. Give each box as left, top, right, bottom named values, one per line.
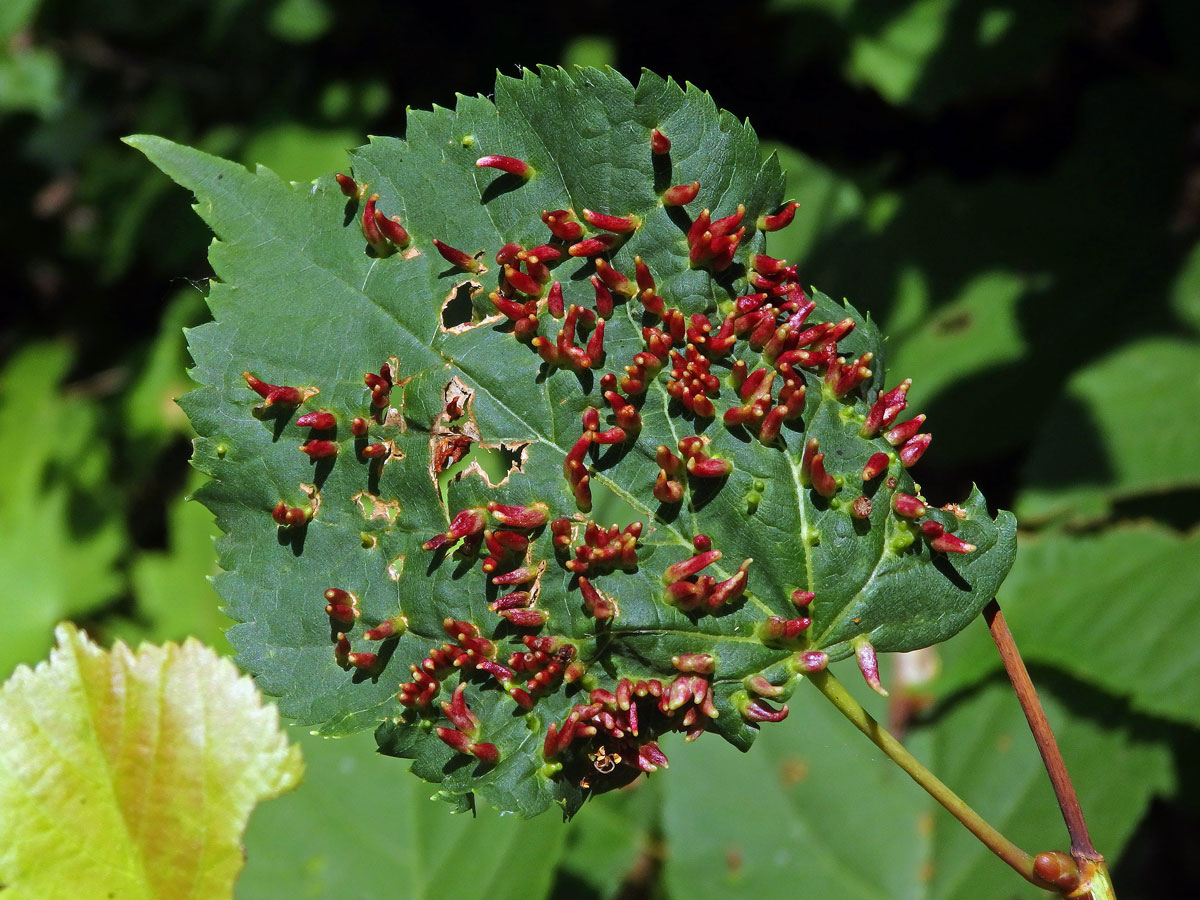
left=0, top=623, right=303, bottom=899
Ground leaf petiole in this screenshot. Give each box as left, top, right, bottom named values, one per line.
left=805, top=666, right=1056, bottom=891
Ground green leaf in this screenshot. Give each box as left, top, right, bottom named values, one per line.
left=553, top=783, right=659, bottom=899
left=882, top=270, right=1028, bottom=408
left=0, top=0, right=60, bottom=118
left=768, top=0, right=1071, bottom=114
left=661, top=670, right=1173, bottom=900
left=267, top=0, right=331, bottom=44
left=0, top=623, right=303, bottom=900
left=1170, top=237, right=1200, bottom=332
left=761, top=142, right=866, bottom=267
left=937, top=525, right=1200, bottom=728
left=129, top=66, right=1015, bottom=815
left=0, top=342, right=125, bottom=678
left=1017, top=338, right=1200, bottom=525
left=121, top=288, right=207, bottom=452
left=241, top=122, right=363, bottom=185
left=238, top=726, right=566, bottom=900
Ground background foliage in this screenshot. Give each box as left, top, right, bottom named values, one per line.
left=1, top=1, right=1197, bottom=897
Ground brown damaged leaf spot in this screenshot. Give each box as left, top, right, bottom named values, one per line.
left=941, top=503, right=968, bottom=519
left=429, top=377, right=480, bottom=499
left=380, top=356, right=409, bottom=432
left=428, top=377, right=531, bottom=496
left=300, top=483, right=321, bottom=517
left=387, top=554, right=406, bottom=580
left=352, top=490, right=402, bottom=524
left=402, top=245, right=422, bottom=261
left=439, top=279, right=501, bottom=334
left=526, top=559, right=548, bottom=605
left=433, top=434, right=474, bottom=475
left=379, top=439, right=405, bottom=465
left=440, top=378, right=478, bottom=434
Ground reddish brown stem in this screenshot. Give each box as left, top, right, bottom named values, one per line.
left=983, top=598, right=1100, bottom=861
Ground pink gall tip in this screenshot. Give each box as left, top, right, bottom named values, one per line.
left=662, top=181, right=700, bottom=206
left=432, top=239, right=482, bottom=272
left=243, top=371, right=303, bottom=408
left=885, top=414, right=927, bottom=447
left=791, top=589, right=815, bottom=608
left=300, top=440, right=338, bottom=459
left=346, top=651, right=378, bottom=671
left=931, top=531, right=977, bottom=554
left=662, top=548, right=722, bottom=583
left=686, top=455, right=733, bottom=478
left=498, top=607, right=548, bottom=628
left=741, top=697, right=789, bottom=723
left=809, top=453, right=838, bottom=497
left=567, top=234, right=617, bottom=257
left=854, top=637, right=888, bottom=697
left=899, top=433, right=932, bottom=467
left=363, top=615, right=407, bottom=641
left=295, top=410, right=335, bottom=430
left=373, top=207, right=410, bottom=247
left=542, top=208, right=584, bottom=242
left=892, top=493, right=927, bottom=519
left=796, top=650, right=828, bottom=673
left=581, top=208, right=640, bottom=234
left=862, top=452, right=890, bottom=482
left=476, top=154, right=532, bottom=178
left=757, top=201, right=799, bottom=232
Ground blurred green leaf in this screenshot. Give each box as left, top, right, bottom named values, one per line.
left=241, top=122, right=361, bottom=185
left=0, top=623, right=303, bottom=899
left=0, top=0, right=42, bottom=38
left=1018, top=338, right=1200, bottom=525
left=846, top=0, right=952, bottom=106
left=762, top=143, right=866, bottom=267
left=0, top=343, right=125, bottom=678
left=553, top=782, right=659, bottom=900
left=122, top=288, right=206, bottom=452
left=0, top=44, right=61, bottom=117
left=768, top=0, right=1070, bottom=113
left=110, top=474, right=232, bottom=653
left=0, top=0, right=60, bottom=118
left=239, top=726, right=566, bottom=900
left=938, top=525, right=1200, bottom=729
left=662, top=669, right=1172, bottom=900
left=561, top=36, right=616, bottom=71
left=1171, top=238, right=1200, bottom=332
left=885, top=269, right=1028, bottom=405
left=269, top=0, right=331, bottom=44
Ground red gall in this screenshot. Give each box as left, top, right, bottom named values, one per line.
left=662, top=181, right=700, bottom=206
left=476, top=154, right=532, bottom=178
left=757, top=201, right=799, bottom=232
left=432, top=239, right=482, bottom=272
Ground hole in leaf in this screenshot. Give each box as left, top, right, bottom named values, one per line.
left=441, top=281, right=478, bottom=330
left=587, top=478, right=643, bottom=530
left=437, top=439, right=529, bottom=493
